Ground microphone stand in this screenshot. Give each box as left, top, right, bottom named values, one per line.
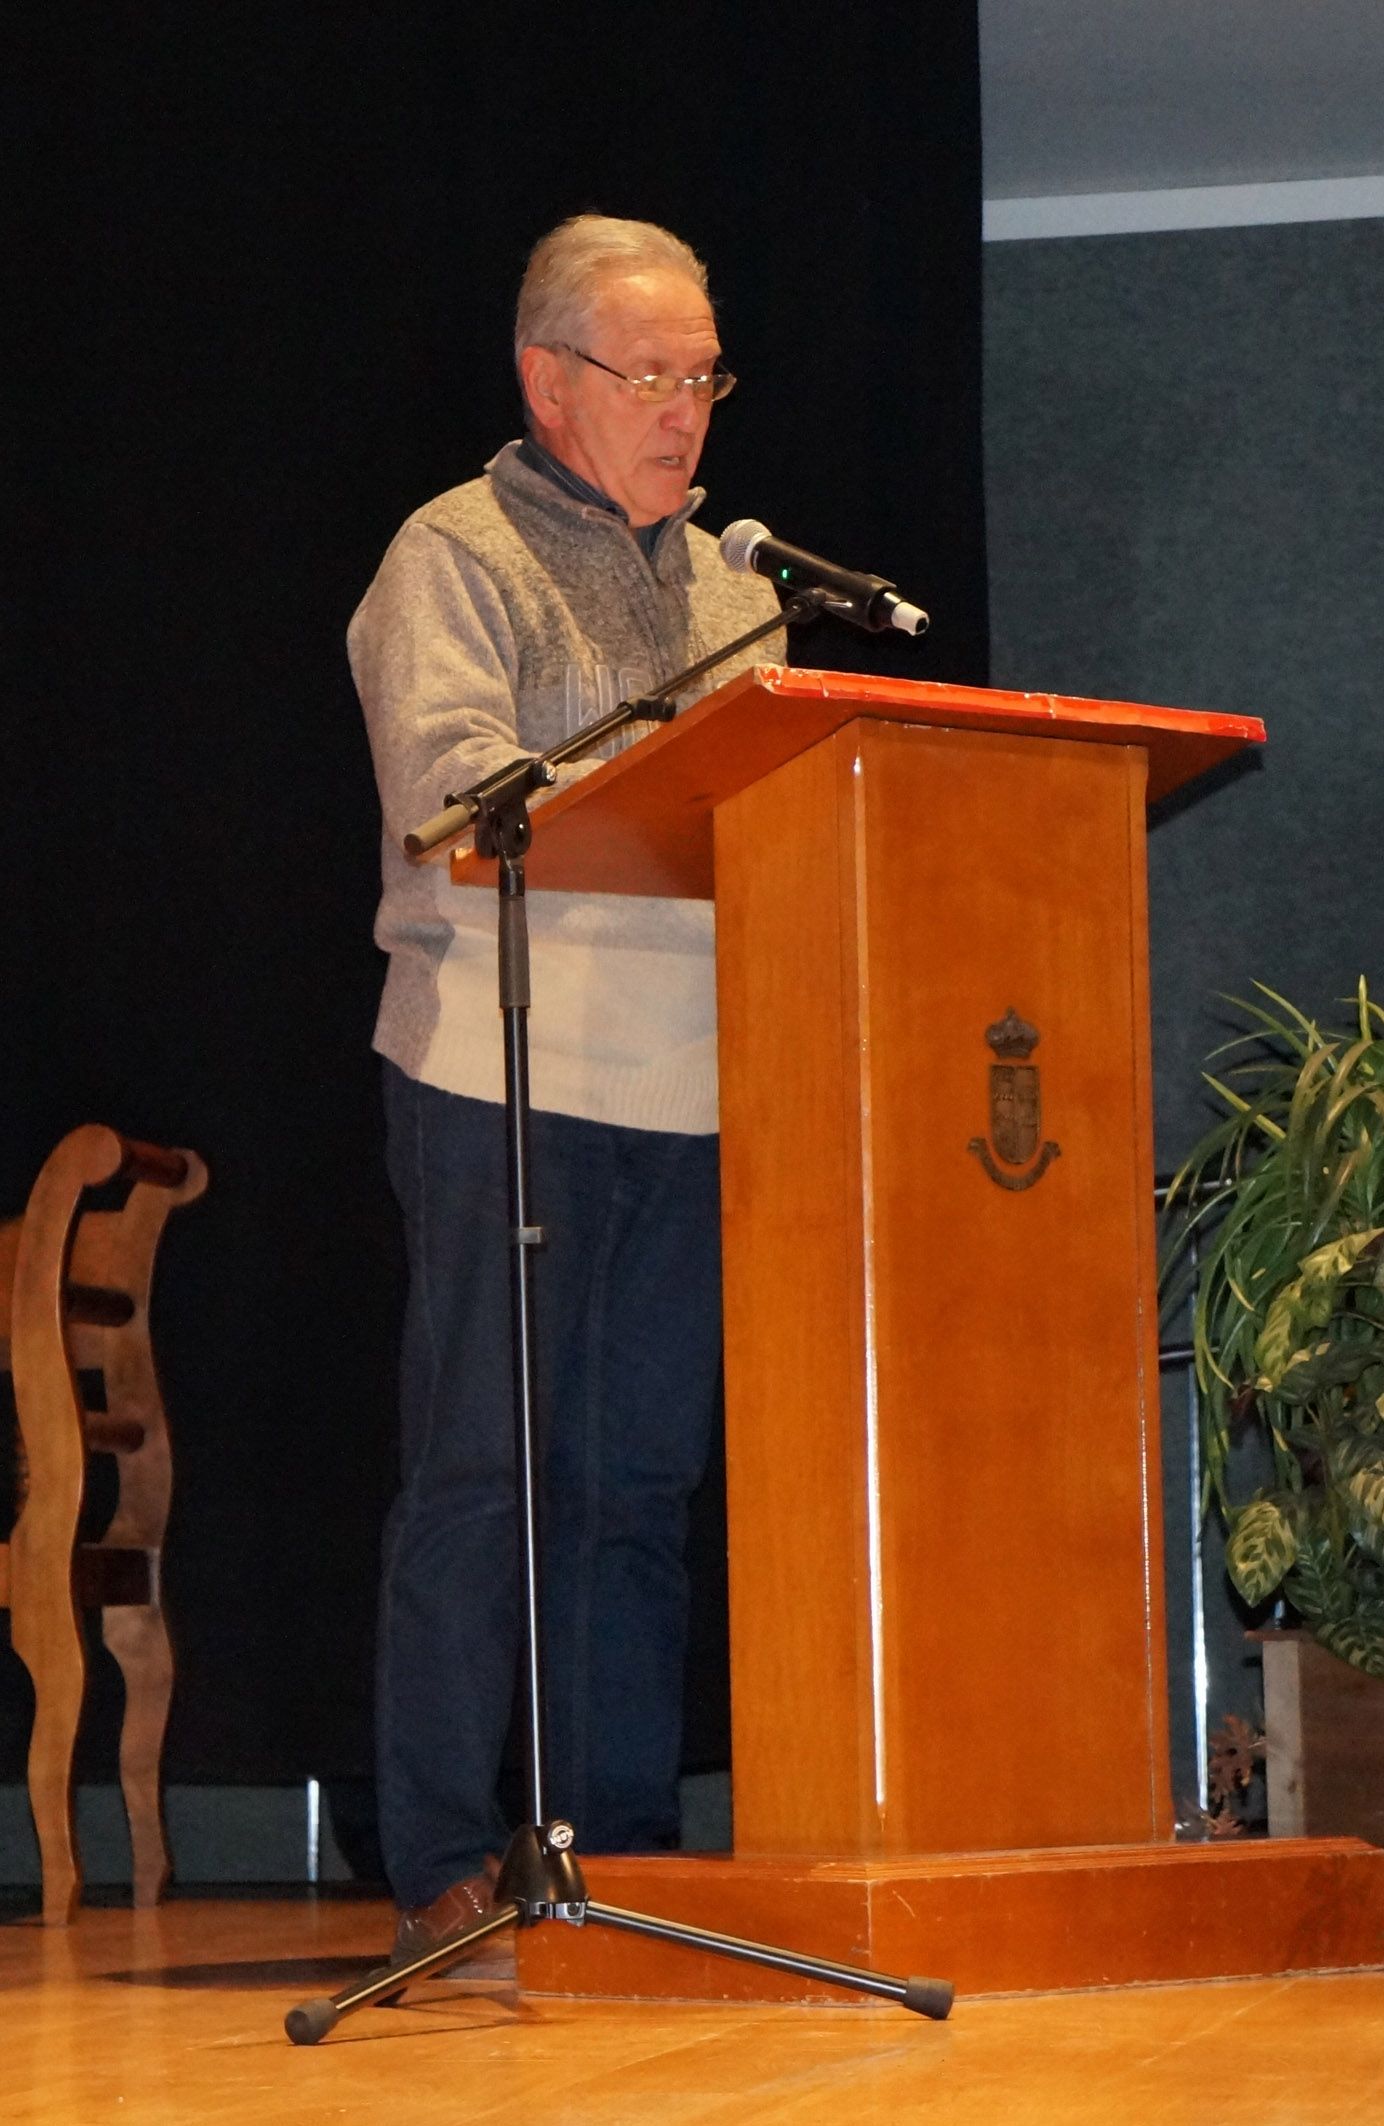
left=286, top=588, right=953, bottom=2043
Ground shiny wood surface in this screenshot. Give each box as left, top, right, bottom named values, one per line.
left=716, top=722, right=1171, bottom=1855
left=447, top=666, right=1264, bottom=897
left=3, top=1893, right=1383, bottom=2123
left=1, top=1128, right=207, bottom=1923
left=716, top=731, right=876, bottom=1852
left=519, top=1838, right=1384, bottom=2002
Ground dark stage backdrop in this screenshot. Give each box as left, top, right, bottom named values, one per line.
left=7, top=8, right=987, bottom=1807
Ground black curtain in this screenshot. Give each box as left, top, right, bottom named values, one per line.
left=6, top=6, right=986, bottom=1798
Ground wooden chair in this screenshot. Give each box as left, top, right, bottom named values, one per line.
left=0, top=1125, right=207, bottom=1923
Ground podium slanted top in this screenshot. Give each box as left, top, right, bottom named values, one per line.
left=448, top=665, right=1264, bottom=900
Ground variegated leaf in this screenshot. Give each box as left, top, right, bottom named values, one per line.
left=1225, top=1498, right=1298, bottom=1606
left=1344, top=1459, right=1384, bottom=1565
left=1254, top=1229, right=1384, bottom=1388
left=1315, top=1616, right=1384, bottom=1679
left=1273, top=1335, right=1384, bottom=1404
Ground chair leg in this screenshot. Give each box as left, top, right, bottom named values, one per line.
left=11, top=1586, right=85, bottom=1926
left=102, top=1603, right=173, bottom=1906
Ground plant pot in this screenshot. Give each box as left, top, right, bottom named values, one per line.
left=1258, top=1630, right=1384, bottom=1845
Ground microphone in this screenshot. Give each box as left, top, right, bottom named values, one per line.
left=719, top=519, right=928, bottom=636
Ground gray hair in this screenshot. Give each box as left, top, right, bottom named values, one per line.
left=514, top=214, right=710, bottom=369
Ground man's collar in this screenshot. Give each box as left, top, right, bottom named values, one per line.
left=487, top=442, right=706, bottom=572
left=516, top=434, right=625, bottom=519
left=511, top=435, right=697, bottom=562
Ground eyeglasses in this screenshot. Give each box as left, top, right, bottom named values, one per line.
left=558, top=345, right=737, bottom=404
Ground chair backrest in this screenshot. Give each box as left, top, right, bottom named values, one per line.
left=0, top=1125, right=208, bottom=1591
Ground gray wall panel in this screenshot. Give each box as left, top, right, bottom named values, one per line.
left=985, top=219, right=1384, bottom=1169
left=985, top=216, right=1384, bottom=1794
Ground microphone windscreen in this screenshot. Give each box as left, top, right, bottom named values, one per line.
left=719, top=519, right=771, bottom=573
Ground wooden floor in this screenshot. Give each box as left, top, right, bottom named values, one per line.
left=3, top=1892, right=1384, bottom=2123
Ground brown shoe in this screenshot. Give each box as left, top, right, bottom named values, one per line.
left=391, top=1866, right=516, bottom=1981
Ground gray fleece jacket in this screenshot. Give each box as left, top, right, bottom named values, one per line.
left=348, top=441, right=783, bottom=1133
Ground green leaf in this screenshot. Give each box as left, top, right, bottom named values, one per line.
left=1284, top=1528, right=1355, bottom=1627
left=1356, top=977, right=1384, bottom=1037
left=1274, top=1334, right=1384, bottom=1404
left=1315, top=1615, right=1384, bottom=1679
left=1354, top=1363, right=1384, bottom=1422
left=1342, top=1457, right=1384, bottom=1566
left=1225, top=1498, right=1298, bottom=1605
left=1202, top=1072, right=1286, bottom=1138
left=1253, top=1229, right=1384, bottom=1386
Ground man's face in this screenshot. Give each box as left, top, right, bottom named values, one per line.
left=522, top=267, right=720, bottom=527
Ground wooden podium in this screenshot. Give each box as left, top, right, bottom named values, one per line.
left=452, top=669, right=1384, bottom=1998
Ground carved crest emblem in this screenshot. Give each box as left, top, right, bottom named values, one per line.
left=967, top=1008, right=1061, bottom=1191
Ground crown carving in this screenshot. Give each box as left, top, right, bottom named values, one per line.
left=985, top=1007, right=1039, bottom=1061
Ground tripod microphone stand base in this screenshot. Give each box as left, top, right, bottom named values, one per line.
left=285, top=1821, right=953, bottom=2042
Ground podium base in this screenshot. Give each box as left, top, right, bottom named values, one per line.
left=515, top=1839, right=1384, bottom=2002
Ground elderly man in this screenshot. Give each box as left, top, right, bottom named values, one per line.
left=349, top=215, right=782, bottom=1957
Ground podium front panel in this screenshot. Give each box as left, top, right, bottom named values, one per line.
left=715, top=717, right=1172, bottom=1857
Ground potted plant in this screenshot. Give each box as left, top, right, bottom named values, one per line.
left=1161, top=980, right=1384, bottom=1840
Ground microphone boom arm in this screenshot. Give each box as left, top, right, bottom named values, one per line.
left=403, top=586, right=830, bottom=861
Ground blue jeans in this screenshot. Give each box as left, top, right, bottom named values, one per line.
left=376, top=1062, right=723, bottom=1908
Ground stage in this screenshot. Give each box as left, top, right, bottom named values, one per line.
left=2, top=1890, right=1382, bottom=2123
